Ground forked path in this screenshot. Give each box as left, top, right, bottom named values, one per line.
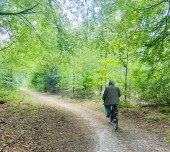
left=22, top=89, right=170, bottom=152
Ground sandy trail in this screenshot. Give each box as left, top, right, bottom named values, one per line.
left=22, top=89, right=170, bottom=152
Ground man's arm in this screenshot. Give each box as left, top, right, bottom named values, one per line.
left=102, top=88, right=107, bottom=102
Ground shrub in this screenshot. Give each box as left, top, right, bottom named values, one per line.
left=30, top=67, right=60, bottom=93
left=0, top=89, right=24, bottom=106
left=119, top=101, right=133, bottom=110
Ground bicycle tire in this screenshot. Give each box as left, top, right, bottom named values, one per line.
left=112, top=119, right=118, bottom=130
left=110, top=114, right=118, bottom=130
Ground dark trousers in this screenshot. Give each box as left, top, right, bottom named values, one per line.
left=104, top=105, right=118, bottom=114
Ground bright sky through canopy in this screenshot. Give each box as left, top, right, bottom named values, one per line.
left=60, top=0, right=99, bottom=28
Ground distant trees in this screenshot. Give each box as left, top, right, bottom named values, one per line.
left=0, top=0, right=169, bottom=103
left=30, top=66, right=60, bottom=93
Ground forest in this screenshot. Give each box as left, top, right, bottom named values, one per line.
left=0, top=0, right=169, bottom=104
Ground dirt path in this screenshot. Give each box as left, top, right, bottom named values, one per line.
left=22, top=89, right=170, bottom=152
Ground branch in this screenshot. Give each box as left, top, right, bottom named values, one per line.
left=19, top=15, right=49, bottom=50
left=133, top=0, right=169, bottom=13
left=0, top=42, right=15, bottom=52
left=164, top=0, right=170, bottom=32
left=0, top=3, right=39, bottom=16
left=54, top=0, right=71, bottom=26
left=142, top=0, right=169, bottom=50
left=5, top=17, right=18, bottom=39
left=48, top=0, right=59, bottom=28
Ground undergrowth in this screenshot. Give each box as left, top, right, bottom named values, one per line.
left=146, top=114, right=170, bottom=122
left=0, top=89, right=24, bottom=106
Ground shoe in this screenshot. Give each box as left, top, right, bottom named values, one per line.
left=106, top=114, right=110, bottom=117
left=113, top=119, right=117, bottom=122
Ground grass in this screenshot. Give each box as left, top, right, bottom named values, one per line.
left=146, top=114, right=170, bottom=122
left=98, top=105, right=105, bottom=112
left=119, top=101, right=134, bottom=110
left=166, top=135, right=170, bottom=143
left=158, top=106, right=170, bottom=113
left=153, top=128, right=161, bottom=134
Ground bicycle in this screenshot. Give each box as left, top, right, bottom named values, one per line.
left=107, top=108, right=119, bottom=130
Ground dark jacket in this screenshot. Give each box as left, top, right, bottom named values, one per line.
left=103, top=84, right=121, bottom=105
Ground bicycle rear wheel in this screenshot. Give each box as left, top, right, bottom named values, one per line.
left=112, top=118, right=118, bottom=130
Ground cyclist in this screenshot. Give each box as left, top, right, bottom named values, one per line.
left=103, top=80, right=121, bottom=117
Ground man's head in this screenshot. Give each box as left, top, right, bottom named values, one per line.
left=109, top=80, right=115, bottom=85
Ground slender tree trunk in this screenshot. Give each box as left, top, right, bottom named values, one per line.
left=124, top=52, right=129, bottom=102
left=72, top=59, right=75, bottom=98
left=105, top=71, right=107, bottom=87
left=10, top=69, right=13, bottom=90
left=99, top=78, right=103, bottom=95
left=85, top=0, right=89, bottom=44
left=44, top=68, right=47, bottom=92
left=73, top=71, right=75, bottom=98
left=105, top=52, right=107, bottom=87
left=84, top=87, right=86, bottom=99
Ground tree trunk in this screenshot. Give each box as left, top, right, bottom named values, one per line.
left=10, top=69, right=13, bottom=90
left=105, top=52, right=107, bottom=87
left=99, top=78, right=103, bottom=95
left=72, top=59, right=75, bottom=98
left=73, top=71, right=75, bottom=98
left=124, top=52, right=129, bottom=102
left=44, top=68, right=47, bottom=92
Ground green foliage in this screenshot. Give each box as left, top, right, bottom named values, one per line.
left=0, top=65, right=16, bottom=90
left=166, top=135, right=170, bottom=143
left=119, top=101, right=133, bottom=110
left=146, top=115, right=160, bottom=122
left=132, top=65, right=170, bottom=103
left=146, top=114, right=170, bottom=122
left=75, top=71, right=95, bottom=99
left=30, top=66, right=60, bottom=93
left=133, top=61, right=170, bottom=103
left=158, top=107, right=170, bottom=114
left=0, top=0, right=169, bottom=102
left=98, top=105, right=105, bottom=112
left=0, top=88, right=23, bottom=106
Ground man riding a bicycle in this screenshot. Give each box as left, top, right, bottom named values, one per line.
left=103, top=80, right=121, bottom=117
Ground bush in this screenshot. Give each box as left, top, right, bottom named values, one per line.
left=132, top=66, right=170, bottom=104
left=119, top=101, right=133, bottom=110
left=0, top=89, right=24, bottom=106
left=30, top=67, right=60, bottom=93
left=74, top=72, right=95, bottom=99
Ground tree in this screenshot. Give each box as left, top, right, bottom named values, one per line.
left=0, top=0, right=169, bottom=104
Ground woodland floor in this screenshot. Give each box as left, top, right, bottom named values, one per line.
left=120, top=107, right=170, bottom=142
left=0, top=104, right=93, bottom=152
left=0, top=90, right=170, bottom=152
